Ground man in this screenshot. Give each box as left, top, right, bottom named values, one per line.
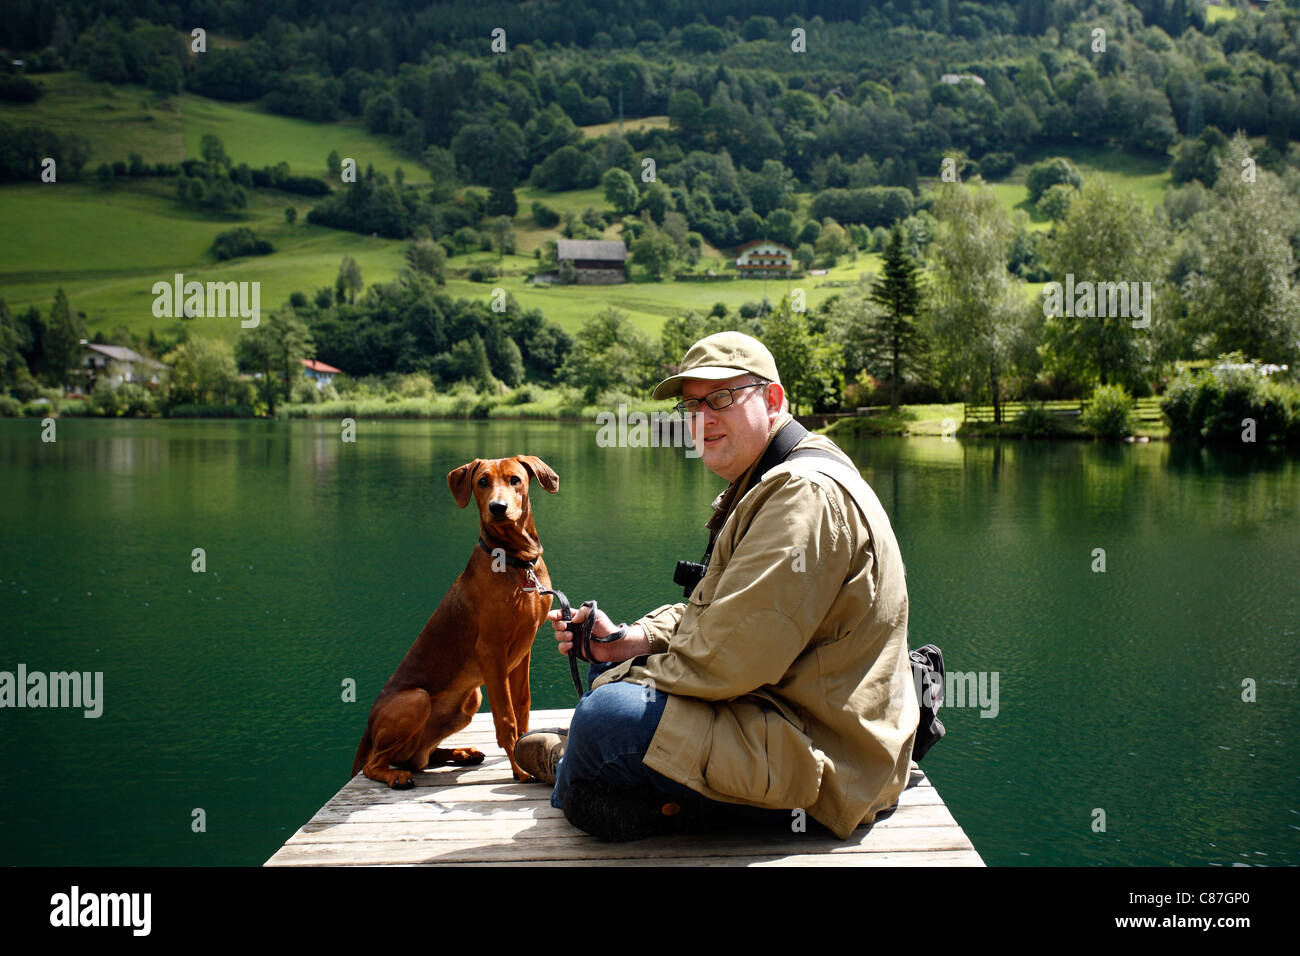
left=516, top=331, right=919, bottom=841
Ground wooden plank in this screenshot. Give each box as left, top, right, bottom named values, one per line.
left=286, top=804, right=961, bottom=845
left=322, top=772, right=939, bottom=811
left=266, top=825, right=977, bottom=865
left=408, top=849, right=986, bottom=867
left=321, top=780, right=941, bottom=814
left=304, top=787, right=946, bottom=824
left=269, top=710, right=982, bottom=867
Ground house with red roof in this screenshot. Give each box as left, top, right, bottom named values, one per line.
left=301, top=358, right=343, bottom=389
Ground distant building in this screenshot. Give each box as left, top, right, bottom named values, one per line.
left=301, top=358, right=343, bottom=388
left=940, top=73, right=985, bottom=87
left=77, top=341, right=168, bottom=390
left=1211, top=360, right=1288, bottom=377
left=555, top=240, right=627, bottom=284
left=735, top=240, right=794, bottom=276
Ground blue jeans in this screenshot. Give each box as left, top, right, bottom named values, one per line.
left=550, top=661, right=792, bottom=827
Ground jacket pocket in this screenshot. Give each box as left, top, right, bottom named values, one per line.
left=702, top=699, right=824, bottom=809
left=687, top=561, right=721, bottom=607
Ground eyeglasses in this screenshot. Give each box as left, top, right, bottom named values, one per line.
left=673, top=383, right=766, bottom=414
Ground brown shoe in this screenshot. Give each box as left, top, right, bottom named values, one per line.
left=514, top=727, right=568, bottom=784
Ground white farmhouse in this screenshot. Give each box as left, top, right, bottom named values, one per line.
left=78, top=341, right=168, bottom=390
left=735, top=240, right=794, bottom=276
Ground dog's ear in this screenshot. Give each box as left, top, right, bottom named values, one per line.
left=516, top=455, right=558, bottom=494
left=447, top=459, right=482, bottom=508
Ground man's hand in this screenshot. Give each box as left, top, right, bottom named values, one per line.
left=547, top=605, right=650, bottom=663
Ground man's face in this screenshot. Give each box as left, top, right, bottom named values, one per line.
left=682, top=374, right=784, bottom=482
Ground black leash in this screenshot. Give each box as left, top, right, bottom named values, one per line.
left=532, top=579, right=627, bottom=700
left=482, top=537, right=630, bottom=699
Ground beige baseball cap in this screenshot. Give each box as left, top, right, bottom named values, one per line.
left=652, top=331, right=781, bottom=400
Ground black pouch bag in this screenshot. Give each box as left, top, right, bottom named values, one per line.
left=909, top=643, right=947, bottom=761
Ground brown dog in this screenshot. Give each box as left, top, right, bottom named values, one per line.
left=351, top=455, right=557, bottom=786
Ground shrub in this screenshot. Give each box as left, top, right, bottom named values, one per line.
left=450, top=390, right=497, bottom=418
left=1161, top=367, right=1300, bottom=444
left=56, top=398, right=90, bottom=416
left=167, top=404, right=257, bottom=417
left=531, top=201, right=560, bottom=227
left=397, top=372, right=435, bottom=398
left=978, top=151, right=1015, bottom=180
left=91, top=377, right=121, bottom=417
left=1025, top=157, right=1083, bottom=204
left=211, top=227, right=274, bottom=260
left=1081, top=384, right=1136, bottom=439
left=291, top=377, right=319, bottom=404
left=506, top=384, right=539, bottom=405
left=1160, top=373, right=1213, bottom=440
left=9, top=368, right=41, bottom=401
left=0, top=74, right=43, bottom=103
left=0, top=395, right=21, bottom=417
left=1202, top=368, right=1261, bottom=443
left=118, top=382, right=156, bottom=417
left=1014, top=402, right=1070, bottom=438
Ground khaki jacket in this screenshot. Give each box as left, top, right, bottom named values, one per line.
left=593, top=412, right=919, bottom=838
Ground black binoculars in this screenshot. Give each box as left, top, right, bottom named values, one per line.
left=674, top=559, right=708, bottom=598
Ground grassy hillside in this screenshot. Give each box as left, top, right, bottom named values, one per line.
left=0, top=72, right=416, bottom=180
left=921, top=144, right=1174, bottom=229
left=0, top=171, right=866, bottom=340
left=0, top=178, right=406, bottom=342
left=1, top=75, right=1181, bottom=342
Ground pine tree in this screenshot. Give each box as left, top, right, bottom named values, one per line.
left=41, top=288, right=87, bottom=389
left=866, top=225, right=926, bottom=410
left=1186, top=86, right=1204, bottom=138
left=335, top=255, right=363, bottom=304
left=487, top=156, right=518, bottom=218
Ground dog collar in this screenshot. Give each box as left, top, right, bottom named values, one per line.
left=477, top=538, right=539, bottom=569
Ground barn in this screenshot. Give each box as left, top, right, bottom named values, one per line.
left=556, top=240, right=628, bottom=284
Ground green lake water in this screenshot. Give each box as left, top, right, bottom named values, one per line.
left=1, top=418, right=1297, bottom=866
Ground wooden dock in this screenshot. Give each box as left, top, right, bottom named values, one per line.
left=267, top=709, right=983, bottom=866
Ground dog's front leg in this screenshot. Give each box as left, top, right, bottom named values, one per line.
left=509, top=653, right=531, bottom=740
left=479, top=648, right=529, bottom=781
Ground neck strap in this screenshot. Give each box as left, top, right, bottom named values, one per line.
left=702, top=418, right=811, bottom=563
left=477, top=538, right=539, bottom=568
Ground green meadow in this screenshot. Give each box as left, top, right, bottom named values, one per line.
left=2, top=75, right=1177, bottom=342
left=921, top=144, right=1173, bottom=228
left=178, top=95, right=422, bottom=183
left=0, top=179, right=404, bottom=342
left=0, top=72, right=415, bottom=179
left=1204, top=4, right=1239, bottom=23
left=579, top=115, right=672, bottom=138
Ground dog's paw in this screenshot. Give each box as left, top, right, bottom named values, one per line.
left=513, top=768, right=535, bottom=783
left=451, top=747, right=485, bottom=765
left=390, top=772, right=415, bottom=790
